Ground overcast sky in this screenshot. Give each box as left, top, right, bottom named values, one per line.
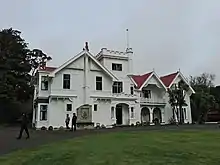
left=1, top=0, right=220, bottom=84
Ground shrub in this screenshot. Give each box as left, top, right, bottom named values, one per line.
left=41, top=126, right=47, bottom=130
left=95, top=123, right=101, bottom=129
left=101, top=124, right=106, bottom=129
left=136, top=121, right=141, bottom=127
left=131, top=123, right=134, bottom=127
left=59, top=126, right=64, bottom=131
left=48, top=126, right=53, bottom=131
left=168, top=117, right=176, bottom=125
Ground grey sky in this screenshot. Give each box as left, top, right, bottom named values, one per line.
left=1, top=0, right=220, bottom=84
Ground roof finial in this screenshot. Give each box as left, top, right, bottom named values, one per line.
left=153, top=68, right=155, bottom=72
left=85, top=42, right=89, bottom=51
left=178, top=68, right=180, bottom=72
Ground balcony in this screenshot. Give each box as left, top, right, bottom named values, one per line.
left=112, top=92, right=138, bottom=100
left=140, top=97, right=166, bottom=105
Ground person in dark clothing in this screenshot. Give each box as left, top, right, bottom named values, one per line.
left=17, top=113, right=30, bottom=139
left=71, top=113, right=77, bottom=131
left=65, top=114, right=70, bottom=129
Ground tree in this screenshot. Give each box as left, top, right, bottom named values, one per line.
left=0, top=28, right=51, bottom=123
left=168, top=80, right=189, bottom=124
left=189, top=73, right=216, bottom=123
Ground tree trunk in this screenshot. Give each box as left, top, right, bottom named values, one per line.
left=179, top=105, right=184, bottom=124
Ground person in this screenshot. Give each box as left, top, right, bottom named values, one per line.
left=65, top=114, right=70, bottom=129
left=71, top=113, right=77, bottom=131
left=17, top=113, right=30, bottom=139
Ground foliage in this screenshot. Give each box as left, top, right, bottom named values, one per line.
left=167, top=80, right=189, bottom=124
left=189, top=73, right=217, bottom=123
left=0, top=28, right=51, bottom=123
left=1, top=131, right=220, bottom=165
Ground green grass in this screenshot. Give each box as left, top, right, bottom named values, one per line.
left=1, top=130, right=220, bottom=165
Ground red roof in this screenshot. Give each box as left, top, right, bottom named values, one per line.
left=160, top=72, right=178, bottom=87
left=39, top=66, right=57, bottom=72
left=132, top=72, right=153, bottom=89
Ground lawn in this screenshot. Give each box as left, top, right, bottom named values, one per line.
left=1, top=130, right=220, bottom=165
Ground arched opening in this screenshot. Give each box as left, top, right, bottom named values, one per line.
left=116, top=103, right=129, bottom=125
left=141, top=107, right=150, bottom=123
left=153, top=107, right=162, bottom=124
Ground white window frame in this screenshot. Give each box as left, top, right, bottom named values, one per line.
left=63, top=74, right=71, bottom=89
left=66, top=103, right=72, bottom=112
left=111, top=107, right=115, bottom=119
left=130, top=107, right=134, bottom=119
left=39, top=104, right=48, bottom=121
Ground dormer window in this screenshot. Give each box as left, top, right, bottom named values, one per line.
left=112, top=63, right=122, bottom=71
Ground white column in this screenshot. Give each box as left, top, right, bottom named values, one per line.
left=161, top=109, right=165, bottom=124
left=150, top=108, right=153, bottom=125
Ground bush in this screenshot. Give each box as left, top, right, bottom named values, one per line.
left=168, top=117, right=176, bottom=125
left=131, top=123, right=134, bottom=127
left=136, top=121, right=141, bottom=127
left=59, top=126, right=64, bottom=131
left=95, top=123, right=101, bottom=129
left=101, top=124, right=106, bottom=129
left=48, top=126, right=53, bottom=131
left=41, top=126, right=47, bottom=130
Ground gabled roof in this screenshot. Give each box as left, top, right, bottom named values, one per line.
left=131, top=71, right=167, bottom=90
left=131, top=72, right=153, bottom=89
left=49, top=50, right=118, bottom=80
left=160, top=72, right=179, bottom=87
left=160, top=71, right=195, bottom=93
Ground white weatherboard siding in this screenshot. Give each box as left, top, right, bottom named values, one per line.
left=33, top=48, right=194, bottom=129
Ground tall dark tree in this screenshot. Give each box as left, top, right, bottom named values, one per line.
left=0, top=28, right=31, bottom=102
left=0, top=28, right=51, bottom=123
left=189, top=73, right=216, bottom=123
left=168, top=80, right=189, bottom=124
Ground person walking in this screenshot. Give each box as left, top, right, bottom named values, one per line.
left=17, top=113, right=30, bottom=139
left=71, top=113, right=77, bottom=131
left=65, top=114, right=70, bottom=129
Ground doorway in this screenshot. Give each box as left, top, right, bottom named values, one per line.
left=116, top=105, right=123, bottom=125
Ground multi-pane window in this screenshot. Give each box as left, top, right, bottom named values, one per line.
left=66, top=104, right=72, bottom=111
left=94, top=104, right=98, bottom=111
left=112, top=82, right=123, bottom=93
left=63, top=74, right=70, bottom=89
left=131, top=107, right=134, bottom=118
left=143, top=90, right=151, bottom=98
left=41, top=76, right=48, bottom=90
left=112, top=63, right=122, bottom=71
left=40, top=105, right=48, bottom=121
left=130, top=86, right=134, bottom=95
left=96, top=76, right=102, bottom=90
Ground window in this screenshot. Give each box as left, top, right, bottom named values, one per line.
left=66, top=104, right=72, bottom=111
left=130, top=86, right=134, bottom=95
left=63, top=74, right=70, bottom=89
left=112, top=82, right=123, bottom=93
left=131, top=107, right=134, bottom=118
left=112, top=63, right=122, bottom=71
left=143, top=90, right=151, bottom=98
left=96, top=76, right=102, bottom=90
left=40, top=105, right=48, bottom=121
left=111, top=107, right=114, bottom=119
left=41, top=76, right=48, bottom=90
left=94, top=104, right=97, bottom=111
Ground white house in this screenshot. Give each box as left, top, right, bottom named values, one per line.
left=32, top=44, right=195, bottom=129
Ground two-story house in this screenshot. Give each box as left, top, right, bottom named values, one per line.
left=33, top=44, right=195, bottom=129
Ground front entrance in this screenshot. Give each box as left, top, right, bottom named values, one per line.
left=116, top=105, right=123, bottom=125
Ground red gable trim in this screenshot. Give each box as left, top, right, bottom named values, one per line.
left=160, top=72, right=178, bottom=87
left=39, top=67, right=57, bottom=72
left=131, top=72, right=153, bottom=89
